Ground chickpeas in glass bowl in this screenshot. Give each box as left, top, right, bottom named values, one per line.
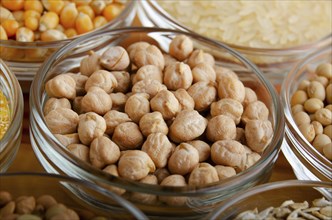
left=137, top=0, right=332, bottom=87
left=281, top=46, right=332, bottom=182
left=0, top=0, right=137, bottom=91
left=0, top=58, right=23, bottom=172
left=29, top=27, right=284, bottom=219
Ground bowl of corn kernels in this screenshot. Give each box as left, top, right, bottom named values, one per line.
left=281, top=45, right=332, bottom=182
left=0, top=0, right=137, bottom=91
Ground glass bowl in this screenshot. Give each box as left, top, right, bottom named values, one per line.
left=0, top=0, right=137, bottom=92
left=137, top=1, right=332, bottom=87
left=281, top=46, right=332, bottom=182
left=29, top=27, right=284, bottom=219
left=0, top=59, right=23, bottom=172
left=206, top=180, right=332, bottom=220
left=0, top=172, right=148, bottom=219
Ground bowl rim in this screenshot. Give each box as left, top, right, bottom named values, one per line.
left=30, top=26, right=285, bottom=195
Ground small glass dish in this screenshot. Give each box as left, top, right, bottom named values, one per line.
left=281, top=46, right=332, bottom=182
left=0, top=172, right=148, bottom=219
left=0, top=59, right=23, bottom=172
left=206, top=180, right=332, bottom=220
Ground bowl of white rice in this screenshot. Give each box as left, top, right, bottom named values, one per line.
left=137, top=0, right=332, bottom=86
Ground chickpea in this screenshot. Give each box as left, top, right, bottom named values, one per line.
left=187, top=81, right=217, bottom=112
left=154, top=168, right=170, bottom=183
left=110, top=92, right=128, bottom=111
left=163, top=53, right=177, bottom=67
left=133, top=65, right=163, bottom=84
left=36, top=195, right=57, bottom=210
left=173, top=88, right=195, bottom=110
left=139, top=112, right=168, bottom=137
left=169, top=110, right=208, bottom=143
left=67, top=144, right=90, bottom=163
left=100, top=46, right=130, bottom=71
left=188, top=163, right=219, bottom=187
left=192, top=63, right=216, bottom=83
left=290, top=90, right=308, bottom=106
left=187, top=140, right=210, bottom=162
left=243, top=87, right=258, bottom=108
left=298, top=123, right=315, bottom=143
left=311, top=121, right=323, bottom=135
left=307, top=81, right=326, bottom=101
left=163, top=61, right=193, bottom=90
left=80, top=51, right=101, bottom=77
left=214, top=165, right=236, bottom=180
left=111, top=71, right=131, bottom=93
left=169, top=34, right=193, bottom=61
left=327, top=84, right=332, bottom=104
left=217, top=75, right=245, bottom=103
left=131, top=175, right=158, bottom=205
left=316, top=63, right=332, bottom=79
left=132, top=45, right=165, bottom=70
left=150, top=90, right=180, bottom=120
left=326, top=104, right=332, bottom=111
left=77, top=112, right=106, bottom=145
left=125, top=93, right=150, bottom=123
left=293, top=111, right=311, bottom=127
left=15, top=196, right=35, bottom=214
left=241, top=101, right=269, bottom=124
left=159, top=175, right=187, bottom=206
left=85, top=70, right=118, bottom=93
left=312, top=134, right=331, bottom=153
left=207, top=115, right=236, bottom=142
left=127, top=42, right=150, bottom=62
left=186, top=49, right=215, bottom=68
left=103, top=110, right=131, bottom=135
left=90, top=136, right=120, bottom=168
left=0, top=191, right=12, bottom=206
left=132, top=79, right=167, bottom=98
left=245, top=120, right=273, bottom=153
left=323, top=125, right=332, bottom=139
left=303, top=98, right=324, bottom=113
left=291, top=104, right=304, bottom=114
left=45, top=108, right=79, bottom=135
left=245, top=152, right=261, bottom=169
left=168, top=143, right=199, bottom=175
left=118, top=150, right=156, bottom=181
left=112, top=122, right=144, bottom=150
left=298, top=79, right=310, bottom=91
left=45, top=74, right=76, bottom=99
left=210, top=98, right=243, bottom=124
left=67, top=73, right=89, bottom=96
left=102, top=165, right=126, bottom=195
left=323, top=143, right=332, bottom=160
left=43, top=97, right=71, bottom=116
left=315, top=108, right=332, bottom=126
left=313, top=76, right=329, bottom=88
left=0, top=201, right=15, bottom=216
left=214, top=66, right=238, bottom=83
left=81, top=86, right=112, bottom=115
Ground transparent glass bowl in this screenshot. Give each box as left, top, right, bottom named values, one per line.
left=0, top=1, right=137, bottom=92
left=137, top=1, right=332, bottom=87
left=29, top=27, right=284, bottom=219
left=281, top=46, right=332, bottom=182
left=0, top=59, right=23, bottom=172
left=0, top=172, right=148, bottom=219
left=206, top=180, right=332, bottom=220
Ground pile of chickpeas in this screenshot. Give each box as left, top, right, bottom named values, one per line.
left=0, top=0, right=125, bottom=42
left=43, top=34, right=274, bottom=206
left=290, top=62, right=332, bottom=160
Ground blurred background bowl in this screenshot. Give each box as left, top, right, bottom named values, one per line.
left=0, top=59, right=23, bottom=172
left=29, top=27, right=284, bottom=219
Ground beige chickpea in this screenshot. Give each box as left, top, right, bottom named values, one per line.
left=45, top=108, right=79, bottom=135
left=323, top=143, right=332, bottom=160
left=307, top=81, right=326, bottom=101
left=133, top=65, right=163, bottom=84
left=36, top=195, right=57, bottom=210
left=81, top=87, right=112, bottom=115
left=15, top=196, right=35, bottom=214
left=112, top=122, right=144, bottom=150
left=159, top=175, right=187, bottom=206
left=312, top=134, right=331, bottom=153
left=291, top=104, right=304, bottom=114
left=297, top=79, right=310, bottom=91
left=168, top=143, right=199, bottom=175
left=132, top=79, right=167, bottom=98
left=127, top=42, right=151, bottom=61
left=242, top=101, right=269, bottom=124
left=245, top=152, right=261, bottom=169
left=326, top=104, right=332, bottom=111
left=142, top=133, right=173, bottom=168
left=163, top=61, right=193, bottom=90
left=290, top=90, right=308, bottom=106
left=125, top=93, right=150, bottom=123
left=54, top=133, right=80, bottom=147
left=326, top=84, right=332, bottom=104
left=243, top=87, right=258, bottom=108
left=80, top=51, right=101, bottom=77
left=311, top=121, right=323, bottom=135
left=313, top=76, right=329, bottom=88
left=217, top=76, right=245, bottom=103
left=45, top=74, right=76, bottom=99
left=187, top=140, right=210, bottom=162
left=43, top=97, right=71, bottom=116
left=293, top=111, right=311, bottom=127
left=131, top=175, right=158, bottom=205
left=169, top=110, right=208, bottom=143
left=111, top=71, right=131, bottom=93
left=214, top=165, right=236, bottom=180
left=211, top=140, right=246, bottom=171
left=139, top=112, right=168, bottom=137
left=188, top=163, right=219, bottom=187
left=303, top=98, right=324, bottom=113
left=103, top=110, right=131, bottom=135
left=173, top=88, right=195, bottom=110
left=163, top=53, right=177, bottom=67
left=245, top=120, right=273, bottom=153
left=187, top=49, right=215, bottom=68
left=150, top=90, right=181, bottom=120
left=67, top=144, right=90, bottom=163
left=316, top=63, right=332, bottom=79
left=188, top=81, right=217, bottom=112
left=298, top=123, right=315, bottom=143
left=154, top=168, right=170, bottom=183
left=132, top=45, right=165, bottom=70
left=77, top=112, right=106, bottom=145
left=100, top=46, right=130, bottom=71
left=102, top=164, right=126, bottom=195
left=210, top=98, right=243, bottom=124
left=72, top=96, right=84, bottom=115
left=85, top=70, right=118, bottom=93
left=323, top=125, right=332, bottom=139
left=169, top=34, right=193, bottom=61
left=214, top=66, right=238, bottom=83
left=118, top=150, right=156, bottom=181
left=0, top=191, right=12, bottom=206
left=67, top=73, right=89, bottom=96
left=207, top=115, right=236, bottom=142
left=90, top=136, right=120, bottom=168
left=315, top=108, right=332, bottom=126
left=110, top=92, right=128, bottom=112
left=192, top=63, right=216, bottom=83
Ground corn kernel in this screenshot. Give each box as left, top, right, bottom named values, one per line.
left=1, top=0, right=24, bottom=11
left=0, top=6, right=15, bottom=23
left=24, top=0, right=44, bottom=14
left=0, top=25, right=8, bottom=40
left=90, top=0, right=106, bottom=15
left=12, top=10, right=24, bottom=22
left=77, top=5, right=95, bottom=20
left=40, top=29, right=67, bottom=41
left=25, top=16, right=39, bottom=31
left=41, top=0, right=65, bottom=14
left=93, top=16, right=107, bottom=29
left=24, top=10, right=41, bottom=19
left=60, top=3, right=78, bottom=28
left=39, top=11, right=59, bottom=31
left=2, top=19, right=20, bottom=37
left=75, top=12, right=93, bottom=35
left=16, top=27, right=34, bottom=42
left=72, top=0, right=91, bottom=6
left=102, top=3, right=124, bottom=22
left=64, top=28, right=77, bottom=38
